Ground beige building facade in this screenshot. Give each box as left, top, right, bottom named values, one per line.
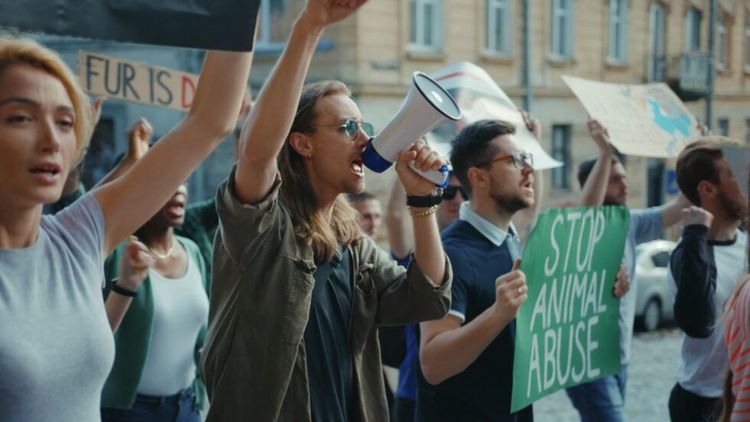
left=253, top=0, right=750, bottom=211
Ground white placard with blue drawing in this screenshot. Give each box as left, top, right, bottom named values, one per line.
left=426, top=61, right=562, bottom=170
left=562, top=76, right=698, bottom=158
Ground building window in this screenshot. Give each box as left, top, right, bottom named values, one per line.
left=486, top=0, right=512, bottom=56
left=717, top=118, right=729, bottom=136
left=550, top=0, right=574, bottom=59
left=256, top=0, right=290, bottom=48
left=409, top=0, right=442, bottom=51
left=608, top=0, right=629, bottom=63
left=717, top=16, right=728, bottom=70
left=551, top=125, right=571, bottom=189
left=744, top=118, right=750, bottom=143
left=745, top=25, right=750, bottom=71
left=685, top=7, right=702, bottom=53
left=648, top=3, right=667, bottom=81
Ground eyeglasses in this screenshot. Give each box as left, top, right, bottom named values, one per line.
left=443, top=185, right=468, bottom=201
left=311, top=119, right=375, bottom=139
left=484, top=152, right=534, bottom=170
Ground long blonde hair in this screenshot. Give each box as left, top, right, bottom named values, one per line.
left=279, top=81, right=362, bottom=262
left=0, top=38, right=93, bottom=162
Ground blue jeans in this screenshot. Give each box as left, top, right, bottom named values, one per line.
left=565, top=364, right=628, bottom=422
left=101, top=386, right=201, bottom=422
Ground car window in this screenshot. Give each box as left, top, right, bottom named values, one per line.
left=651, top=251, right=670, bottom=268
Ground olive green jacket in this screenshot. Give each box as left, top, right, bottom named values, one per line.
left=201, top=173, right=452, bottom=422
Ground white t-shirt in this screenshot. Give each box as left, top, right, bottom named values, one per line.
left=0, top=194, right=115, bottom=422
left=669, top=229, right=748, bottom=397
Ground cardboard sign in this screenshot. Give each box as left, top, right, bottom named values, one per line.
left=0, top=0, right=260, bottom=51
left=511, top=206, right=629, bottom=412
left=79, top=51, right=199, bottom=111
left=562, top=76, right=698, bottom=158
left=428, top=62, right=562, bottom=170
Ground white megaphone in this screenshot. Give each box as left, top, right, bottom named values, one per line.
left=361, top=71, right=462, bottom=188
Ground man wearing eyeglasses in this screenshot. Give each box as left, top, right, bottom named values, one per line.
left=415, top=119, right=535, bottom=422
left=200, top=1, right=453, bottom=421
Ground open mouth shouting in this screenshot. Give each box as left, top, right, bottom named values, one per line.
left=351, top=159, right=365, bottom=177
left=164, top=197, right=186, bottom=219
left=29, top=162, right=62, bottom=185
left=521, top=178, right=534, bottom=197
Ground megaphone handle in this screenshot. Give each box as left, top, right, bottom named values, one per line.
left=407, top=162, right=450, bottom=188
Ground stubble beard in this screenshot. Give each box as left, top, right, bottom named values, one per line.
left=491, top=190, right=529, bottom=216
left=719, top=189, right=749, bottom=222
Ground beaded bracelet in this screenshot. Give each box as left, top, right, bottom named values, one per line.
left=408, top=205, right=438, bottom=217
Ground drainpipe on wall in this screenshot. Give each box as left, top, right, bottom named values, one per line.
left=705, top=0, right=717, bottom=127
left=523, top=0, right=533, bottom=112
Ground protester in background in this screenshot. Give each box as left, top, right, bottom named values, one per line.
left=565, top=119, right=688, bottom=422
left=0, top=34, right=252, bottom=422
left=175, top=86, right=253, bottom=275
left=385, top=173, right=465, bottom=422
left=348, top=191, right=383, bottom=238
left=199, top=1, right=451, bottom=421
left=347, top=190, right=396, bottom=416
left=668, top=139, right=748, bottom=422
left=388, top=112, right=540, bottom=422
left=721, top=275, right=750, bottom=422
left=416, top=119, right=534, bottom=421
left=101, top=182, right=209, bottom=422
left=720, top=167, right=750, bottom=422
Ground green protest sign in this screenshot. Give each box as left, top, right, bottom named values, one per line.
left=511, top=206, right=629, bottom=412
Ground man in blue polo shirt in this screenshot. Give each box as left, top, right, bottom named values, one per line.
left=416, top=119, right=534, bottom=422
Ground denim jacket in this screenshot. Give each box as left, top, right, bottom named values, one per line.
left=201, top=171, right=452, bottom=421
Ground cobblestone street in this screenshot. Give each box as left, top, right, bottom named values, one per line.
left=534, top=328, right=683, bottom=422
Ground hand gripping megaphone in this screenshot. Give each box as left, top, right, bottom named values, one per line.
left=361, top=71, right=462, bottom=187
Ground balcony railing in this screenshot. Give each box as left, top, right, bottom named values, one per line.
left=678, top=52, right=710, bottom=94
left=647, top=52, right=710, bottom=100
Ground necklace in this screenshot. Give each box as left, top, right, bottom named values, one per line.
left=148, top=238, right=176, bottom=260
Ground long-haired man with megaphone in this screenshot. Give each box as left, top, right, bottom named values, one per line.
left=199, top=1, right=453, bottom=421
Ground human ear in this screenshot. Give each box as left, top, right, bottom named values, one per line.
left=289, top=132, right=313, bottom=158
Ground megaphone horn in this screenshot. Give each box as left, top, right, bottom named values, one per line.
left=361, top=71, right=462, bottom=187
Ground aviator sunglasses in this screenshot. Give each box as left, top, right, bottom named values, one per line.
left=311, top=118, right=375, bottom=139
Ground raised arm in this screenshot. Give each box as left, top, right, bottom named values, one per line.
left=93, top=118, right=152, bottom=190
left=105, top=238, right=154, bottom=332
left=671, top=207, right=717, bottom=338
left=94, top=49, right=254, bottom=255
left=234, top=0, right=368, bottom=205
left=660, top=193, right=690, bottom=228
left=385, top=176, right=414, bottom=261
left=580, top=118, right=613, bottom=206
left=394, top=140, right=446, bottom=285
left=420, top=260, right=526, bottom=384
left=512, top=111, right=544, bottom=241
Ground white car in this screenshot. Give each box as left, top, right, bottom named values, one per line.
left=633, top=240, right=677, bottom=332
